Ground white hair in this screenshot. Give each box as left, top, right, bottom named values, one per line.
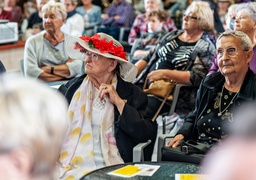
left=0, top=74, right=67, bottom=179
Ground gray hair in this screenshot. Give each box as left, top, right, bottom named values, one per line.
left=236, top=2, right=256, bottom=23
left=0, top=75, right=67, bottom=178
left=42, top=0, right=67, bottom=20
left=186, top=1, right=214, bottom=31
left=217, top=30, right=253, bottom=51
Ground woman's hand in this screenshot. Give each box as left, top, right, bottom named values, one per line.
left=99, top=84, right=125, bottom=114
left=168, top=134, right=184, bottom=148
left=147, top=69, right=167, bottom=83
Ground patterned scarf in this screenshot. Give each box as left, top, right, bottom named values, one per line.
left=58, top=75, right=124, bottom=179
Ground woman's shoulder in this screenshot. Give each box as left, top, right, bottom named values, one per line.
left=26, top=31, right=45, bottom=44
left=92, top=5, right=101, bottom=11
left=201, top=72, right=223, bottom=88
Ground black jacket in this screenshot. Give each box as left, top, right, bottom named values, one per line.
left=58, top=74, right=156, bottom=162
left=178, top=69, right=256, bottom=141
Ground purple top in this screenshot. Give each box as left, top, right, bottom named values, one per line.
left=101, top=0, right=134, bottom=27
left=249, top=46, right=256, bottom=73
left=208, top=45, right=256, bottom=74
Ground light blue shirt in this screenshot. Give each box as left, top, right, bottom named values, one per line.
left=76, top=5, right=101, bottom=36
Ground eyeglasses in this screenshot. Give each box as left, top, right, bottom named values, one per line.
left=83, top=51, right=99, bottom=61
left=216, top=47, right=247, bottom=57
left=183, top=14, right=200, bottom=20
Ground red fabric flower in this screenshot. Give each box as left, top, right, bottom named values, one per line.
left=77, top=34, right=127, bottom=60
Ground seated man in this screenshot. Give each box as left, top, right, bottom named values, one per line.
left=24, top=1, right=83, bottom=82
left=98, top=0, right=134, bottom=40
left=0, top=74, right=67, bottom=179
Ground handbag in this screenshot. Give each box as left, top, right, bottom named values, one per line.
left=143, top=78, right=176, bottom=122
left=161, top=140, right=210, bottom=164
left=143, top=78, right=176, bottom=101
left=179, top=140, right=211, bottom=155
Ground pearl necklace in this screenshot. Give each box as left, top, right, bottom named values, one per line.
left=218, top=85, right=239, bottom=117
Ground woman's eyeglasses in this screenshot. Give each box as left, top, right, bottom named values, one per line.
left=183, top=14, right=200, bottom=20
left=217, top=47, right=248, bottom=57
left=83, top=51, right=99, bottom=61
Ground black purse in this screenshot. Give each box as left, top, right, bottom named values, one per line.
left=179, top=140, right=211, bottom=155
left=161, top=140, right=211, bottom=165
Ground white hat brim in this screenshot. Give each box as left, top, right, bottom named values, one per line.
left=65, top=35, right=138, bottom=82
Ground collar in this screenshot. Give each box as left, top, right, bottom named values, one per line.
left=204, top=69, right=256, bottom=101
left=67, top=10, right=76, bottom=19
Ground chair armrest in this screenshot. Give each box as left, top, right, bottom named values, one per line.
left=133, top=139, right=151, bottom=162
left=157, top=134, right=174, bottom=161
left=119, top=27, right=131, bottom=45
left=169, top=84, right=193, bottom=115
left=129, top=38, right=141, bottom=58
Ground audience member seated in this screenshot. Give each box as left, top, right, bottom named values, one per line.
left=201, top=0, right=224, bottom=36
left=168, top=0, right=192, bottom=29
left=202, top=101, right=256, bottom=180
left=21, top=0, right=37, bottom=33
left=60, top=0, right=84, bottom=36
left=98, top=0, right=134, bottom=40
left=217, top=0, right=233, bottom=29
left=134, top=1, right=215, bottom=119
left=224, top=3, right=238, bottom=30
left=208, top=2, right=256, bottom=74
left=0, top=74, right=67, bottom=180
left=128, top=0, right=176, bottom=44
left=3, top=0, right=22, bottom=30
left=57, top=33, right=156, bottom=179
left=24, top=1, right=83, bottom=82
left=167, top=30, right=256, bottom=164
left=0, top=3, right=12, bottom=21
left=132, top=0, right=145, bottom=16
left=131, top=9, right=169, bottom=64
left=23, top=0, right=49, bottom=40
left=76, top=0, right=101, bottom=36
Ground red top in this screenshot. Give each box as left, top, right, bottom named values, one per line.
left=0, top=8, right=12, bottom=21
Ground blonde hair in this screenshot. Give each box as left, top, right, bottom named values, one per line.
left=42, top=0, right=67, bottom=20
left=0, top=75, right=67, bottom=179
left=186, top=1, right=214, bottom=31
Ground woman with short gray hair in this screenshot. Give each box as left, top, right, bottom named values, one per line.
left=0, top=74, right=67, bottom=180
left=168, top=30, right=256, bottom=164
left=209, top=2, right=256, bottom=74
left=24, top=0, right=83, bottom=82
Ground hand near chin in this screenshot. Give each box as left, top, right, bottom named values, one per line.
left=99, top=84, right=125, bottom=114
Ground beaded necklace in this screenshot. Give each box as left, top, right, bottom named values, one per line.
left=218, top=85, right=239, bottom=117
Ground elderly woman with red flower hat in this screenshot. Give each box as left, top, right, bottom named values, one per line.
left=57, top=33, right=156, bottom=179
